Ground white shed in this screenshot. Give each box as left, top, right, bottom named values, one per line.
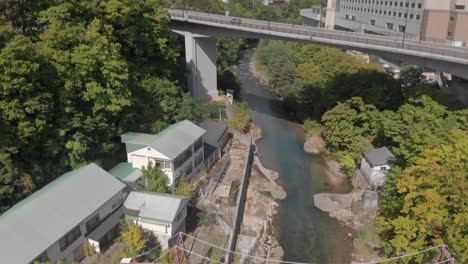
left=360, top=147, right=395, bottom=187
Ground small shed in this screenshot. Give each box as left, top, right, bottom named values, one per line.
left=360, top=147, right=395, bottom=187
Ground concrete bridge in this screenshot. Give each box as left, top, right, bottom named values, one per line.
left=168, top=9, right=468, bottom=99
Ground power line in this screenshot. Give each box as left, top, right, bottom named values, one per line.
left=136, top=233, right=180, bottom=258
left=362, top=245, right=443, bottom=264
left=181, top=232, right=319, bottom=264
left=175, top=245, right=224, bottom=264
left=182, top=232, right=457, bottom=264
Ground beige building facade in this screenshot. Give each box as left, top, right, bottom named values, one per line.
left=308, top=0, right=468, bottom=46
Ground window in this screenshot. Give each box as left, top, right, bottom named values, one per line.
left=165, top=162, right=171, bottom=169
left=410, top=13, right=414, bottom=19
left=386, top=22, right=394, bottom=30
left=380, top=166, right=388, bottom=171
left=194, top=153, right=203, bottom=167
left=416, top=14, right=420, bottom=20
left=411, top=3, right=415, bottom=8
left=59, top=225, right=81, bottom=251
left=398, top=12, right=402, bottom=17
left=393, top=11, right=396, bottom=16
left=418, top=3, right=422, bottom=8
left=405, top=2, right=409, bottom=7
left=400, top=2, right=403, bottom=7
left=370, top=19, right=376, bottom=25
left=450, top=16, right=455, bottom=22
left=399, top=25, right=406, bottom=32
left=448, top=31, right=452, bottom=37
left=85, top=214, right=100, bottom=233
left=173, top=147, right=193, bottom=170
left=455, top=5, right=465, bottom=10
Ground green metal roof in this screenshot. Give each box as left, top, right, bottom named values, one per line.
left=121, top=120, right=206, bottom=160
left=109, top=162, right=141, bottom=181
left=0, top=163, right=126, bottom=263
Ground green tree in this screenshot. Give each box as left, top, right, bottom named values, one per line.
left=399, top=64, right=424, bottom=89
left=378, top=131, right=467, bottom=262
left=321, top=97, right=376, bottom=160
left=140, top=162, right=170, bottom=193
left=120, top=220, right=148, bottom=257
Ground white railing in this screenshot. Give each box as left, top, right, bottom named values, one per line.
left=168, top=9, right=468, bottom=61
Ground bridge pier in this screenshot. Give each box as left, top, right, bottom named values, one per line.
left=184, top=34, right=218, bottom=99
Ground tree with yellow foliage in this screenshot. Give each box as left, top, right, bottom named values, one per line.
left=378, top=130, right=467, bottom=263
left=120, top=220, right=148, bottom=258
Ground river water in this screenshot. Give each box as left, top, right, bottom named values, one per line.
left=235, top=48, right=354, bottom=264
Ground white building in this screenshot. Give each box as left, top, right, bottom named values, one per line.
left=123, top=192, right=189, bottom=248
left=0, top=164, right=128, bottom=264
left=121, top=120, right=206, bottom=185
left=360, top=147, right=395, bottom=187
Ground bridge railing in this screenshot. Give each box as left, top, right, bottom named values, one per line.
left=168, top=9, right=468, bottom=61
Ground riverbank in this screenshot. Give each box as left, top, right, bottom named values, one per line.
left=304, top=135, right=381, bottom=262
left=249, top=48, right=269, bottom=85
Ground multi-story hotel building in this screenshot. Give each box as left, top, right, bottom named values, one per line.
left=302, top=0, right=468, bottom=46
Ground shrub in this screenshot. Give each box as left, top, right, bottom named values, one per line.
left=304, top=119, right=321, bottom=136
left=332, top=151, right=356, bottom=175
left=174, top=178, right=195, bottom=197
left=227, top=101, right=251, bottom=132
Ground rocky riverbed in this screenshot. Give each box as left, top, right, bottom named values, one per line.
left=239, top=127, right=287, bottom=262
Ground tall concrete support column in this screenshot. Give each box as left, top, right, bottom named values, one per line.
left=185, top=34, right=218, bottom=99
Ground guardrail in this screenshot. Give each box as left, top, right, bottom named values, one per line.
left=168, top=9, right=468, bottom=61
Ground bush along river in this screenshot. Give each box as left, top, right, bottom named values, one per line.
left=234, top=48, right=354, bottom=263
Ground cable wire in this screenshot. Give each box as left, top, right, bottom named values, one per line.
left=362, top=245, right=443, bottom=264
left=181, top=232, right=318, bottom=264
left=175, top=245, right=224, bottom=264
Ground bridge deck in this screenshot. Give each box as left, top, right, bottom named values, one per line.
left=168, top=9, right=468, bottom=64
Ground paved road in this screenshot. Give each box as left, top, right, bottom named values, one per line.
left=168, top=9, right=468, bottom=63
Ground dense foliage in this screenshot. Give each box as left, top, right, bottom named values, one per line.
left=0, top=0, right=195, bottom=213
left=139, top=162, right=170, bottom=193
left=226, top=101, right=251, bottom=132
left=255, top=41, right=400, bottom=119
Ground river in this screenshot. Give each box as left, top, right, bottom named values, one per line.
left=235, top=48, right=354, bottom=264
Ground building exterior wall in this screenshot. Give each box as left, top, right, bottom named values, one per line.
left=421, top=10, right=468, bottom=43
left=360, top=158, right=390, bottom=187
left=316, top=0, right=468, bottom=44
left=36, top=190, right=126, bottom=263
left=128, top=205, right=187, bottom=248
left=127, top=137, right=205, bottom=185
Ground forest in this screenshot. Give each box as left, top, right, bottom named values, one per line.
left=0, top=0, right=203, bottom=213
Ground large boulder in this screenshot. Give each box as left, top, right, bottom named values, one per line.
left=303, top=135, right=325, bottom=154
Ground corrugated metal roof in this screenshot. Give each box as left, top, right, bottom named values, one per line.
left=121, top=120, right=206, bottom=160
left=199, top=119, right=228, bottom=146
left=363, top=147, right=395, bottom=167
left=0, top=163, right=126, bottom=263
left=109, top=162, right=142, bottom=182
left=124, top=191, right=189, bottom=223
